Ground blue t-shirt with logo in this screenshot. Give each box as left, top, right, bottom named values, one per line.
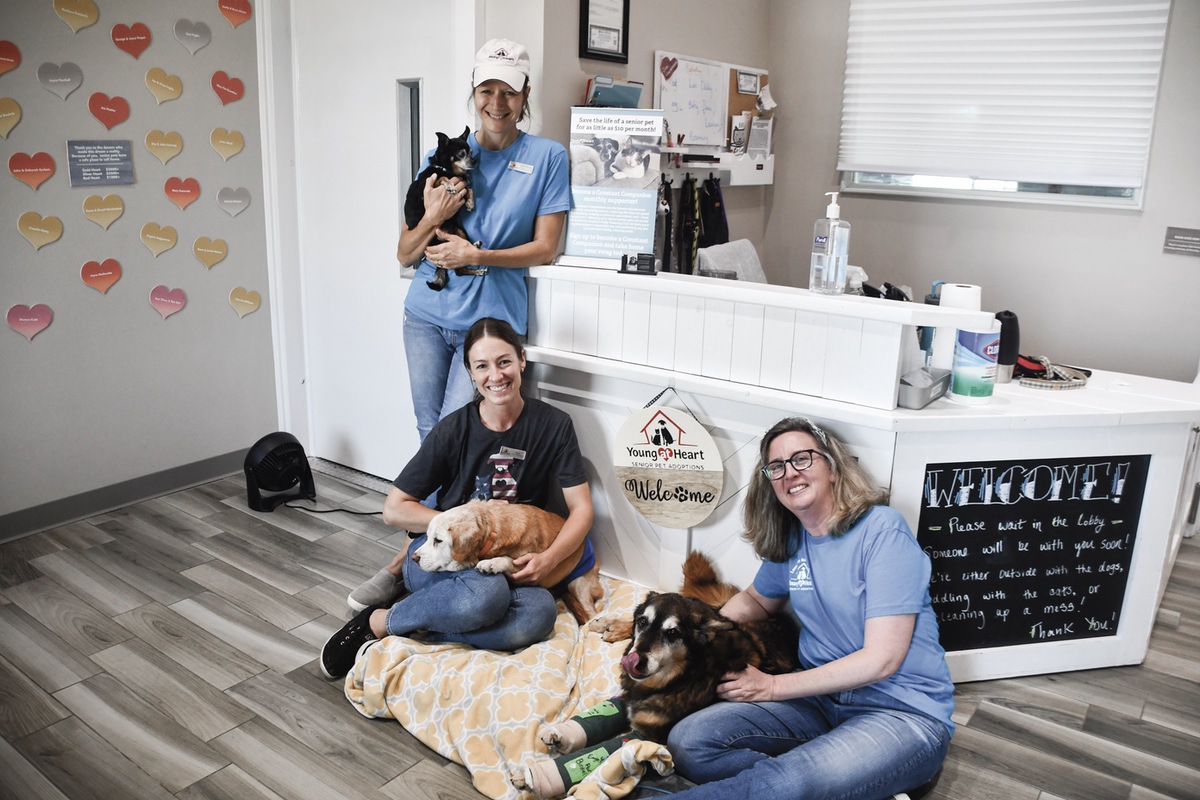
left=404, top=130, right=570, bottom=335
left=753, top=505, right=956, bottom=735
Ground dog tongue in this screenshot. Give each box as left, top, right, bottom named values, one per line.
left=621, top=652, right=641, bottom=676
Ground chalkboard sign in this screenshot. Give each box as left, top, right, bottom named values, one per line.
left=918, top=454, right=1150, bottom=652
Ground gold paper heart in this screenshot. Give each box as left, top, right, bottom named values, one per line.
left=82, top=194, right=124, bottom=229
left=18, top=211, right=63, bottom=250
left=209, top=127, right=244, bottom=161
left=229, top=287, right=261, bottom=318
left=140, top=222, right=178, bottom=256
left=145, top=67, right=183, bottom=104
left=0, top=97, right=21, bottom=138
left=54, top=0, right=98, bottom=33
left=193, top=236, right=228, bottom=269
left=145, top=130, right=183, bottom=165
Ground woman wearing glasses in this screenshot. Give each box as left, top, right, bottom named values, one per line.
left=665, top=417, right=954, bottom=800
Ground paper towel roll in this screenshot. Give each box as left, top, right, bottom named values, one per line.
left=929, top=283, right=983, bottom=370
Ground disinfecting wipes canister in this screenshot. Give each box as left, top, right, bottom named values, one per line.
left=949, top=320, right=1001, bottom=404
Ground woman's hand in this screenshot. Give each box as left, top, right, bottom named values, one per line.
left=422, top=174, right=466, bottom=225
left=425, top=228, right=479, bottom=272
left=510, top=550, right=559, bottom=586
left=716, top=665, right=776, bottom=703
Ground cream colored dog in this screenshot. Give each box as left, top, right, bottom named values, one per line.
left=413, top=500, right=603, bottom=624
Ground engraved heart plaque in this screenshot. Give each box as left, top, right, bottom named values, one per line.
left=217, top=186, right=251, bottom=217
left=145, top=67, right=182, bottom=104
left=229, top=287, right=261, bottom=318
left=210, top=127, right=244, bottom=160
left=83, top=194, right=124, bottom=229
left=82, top=259, right=121, bottom=293
left=145, top=130, right=183, bottom=164
left=9, top=152, right=54, bottom=190
left=38, top=62, right=83, bottom=100
left=112, top=23, right=151, bottom=58
left=8, top=304, right=53, bottom=341
left=18, top=211, right=63, bottom=250
left=173, top=20, right=211, bottom=55
left=140, top=222, right=178, bottom=256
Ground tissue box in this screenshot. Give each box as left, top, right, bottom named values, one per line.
left=898, top=367, right=951, bottom=409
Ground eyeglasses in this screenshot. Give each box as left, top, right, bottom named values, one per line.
left=761, top=449, right=824, bottom=481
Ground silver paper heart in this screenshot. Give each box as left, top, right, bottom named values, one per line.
left=38, top=62, right=84, bottom=100
left=217, top=186, right=251, bottom=217
left=173, top=19, right=212, bottom=55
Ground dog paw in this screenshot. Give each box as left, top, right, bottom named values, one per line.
left=587, top=614, right=633, bottom=642
left=509, top=764, right=533, bottom=792
left=476, top=556, right=514, bottom=575
left=538, top=725, right=566, bottom=754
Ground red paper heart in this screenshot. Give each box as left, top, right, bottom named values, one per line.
left=660, top=56, right=679, bottom=81
left=0, top=40, right=19, bottom=76
left=88, top=92, right=130, bottom=129
left=218, top=0, right=252, bottom=29
left=82, top=258, right=122, bottom=293
left=9, top=152, right=55, bottom=189
left=149, top=285, right=186, bottom=319
left=112, top=22, right=151, bottom=59
left=8, top=303, right=52, bottom=341
left=211, top=70, right=244, bottom=105
left=164, top=176, right=200, bottom=210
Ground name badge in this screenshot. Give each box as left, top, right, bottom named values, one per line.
left=508, top=160, right=533, bottom=174
left=499, top=446, right=527, bottom=460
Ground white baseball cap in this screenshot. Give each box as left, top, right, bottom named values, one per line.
left=473, top=38, right=530, bottom=91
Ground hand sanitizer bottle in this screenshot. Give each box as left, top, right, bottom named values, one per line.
left=809, top=192, right=850, bottom=295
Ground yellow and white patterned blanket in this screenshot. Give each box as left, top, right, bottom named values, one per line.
left=344, top=576, right=649, bottom=799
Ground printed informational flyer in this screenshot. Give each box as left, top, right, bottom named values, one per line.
left=561, top=107, right=663, bottom=267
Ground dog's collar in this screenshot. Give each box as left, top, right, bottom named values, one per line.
left=478, top=529, right=499, bottom=558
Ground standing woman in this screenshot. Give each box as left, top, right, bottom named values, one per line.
left=665, top=417, right=954, bottom=800
left=398, top=38, right=570, bottom=443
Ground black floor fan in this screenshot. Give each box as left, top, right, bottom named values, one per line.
left=244, top=431, right=316, bottom=511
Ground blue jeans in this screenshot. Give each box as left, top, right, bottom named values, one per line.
left=403, top=313, right=476, bottom=443
left=666, top=685, right=950, bottom=800
left=385, top=535, right=558, bottom=651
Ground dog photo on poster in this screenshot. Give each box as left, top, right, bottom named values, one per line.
left=917, top=454, right=1150, bottom=652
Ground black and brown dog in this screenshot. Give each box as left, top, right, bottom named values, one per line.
left=611, top=554, right=799, bottom=741
left=403, top=126, right=481, bottom=291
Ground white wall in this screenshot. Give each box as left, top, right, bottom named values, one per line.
left=0, top=0, right=277, bottom=530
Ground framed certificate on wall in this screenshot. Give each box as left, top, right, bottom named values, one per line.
left=579, top=0, right=629, bottom=63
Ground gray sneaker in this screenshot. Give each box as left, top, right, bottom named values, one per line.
left=347, top=568, right=403, bottom=612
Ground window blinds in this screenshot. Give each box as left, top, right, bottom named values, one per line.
left=837, top=0, right=1171, bottom=189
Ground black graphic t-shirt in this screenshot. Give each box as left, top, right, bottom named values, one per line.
left=393, top=396, right=587, bottom=515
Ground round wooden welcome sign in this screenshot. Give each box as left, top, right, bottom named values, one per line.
left=613, top=406, right=724, bottom=528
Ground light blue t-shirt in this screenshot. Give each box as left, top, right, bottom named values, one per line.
left=754, top=505, right=956, bottom=735
left=404, top=130, right=570, bottom=335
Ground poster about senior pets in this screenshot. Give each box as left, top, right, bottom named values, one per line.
left=613, top=406, right=723, bottom=528
left=562, top=107, right=662, bottom=265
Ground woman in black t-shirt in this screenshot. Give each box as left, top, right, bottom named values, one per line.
left=320, top=318, right=594, bottom=679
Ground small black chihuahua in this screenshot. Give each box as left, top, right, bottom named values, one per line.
left=403, top=126, right=480, bottom=291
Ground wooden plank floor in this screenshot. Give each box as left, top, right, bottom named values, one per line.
left=1, top=472, right=1197, bottom=800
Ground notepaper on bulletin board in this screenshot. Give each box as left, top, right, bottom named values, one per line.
left=655, top=52, right=729, bottom=146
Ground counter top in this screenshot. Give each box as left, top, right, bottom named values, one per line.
left=526, top=346, right=1200, bottom=433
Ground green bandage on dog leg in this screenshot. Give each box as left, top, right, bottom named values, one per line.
left=550, top=731, right=643, bottom=792
left=571, top=697, right=628, bottom=746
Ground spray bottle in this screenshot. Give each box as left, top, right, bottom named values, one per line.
left=809, top=192, right=850, bottom=295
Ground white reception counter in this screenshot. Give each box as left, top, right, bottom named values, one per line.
left=523, top=266, right=1200, bottom=683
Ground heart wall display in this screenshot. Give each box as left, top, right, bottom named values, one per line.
left=18, top=211, right=63, bottom=250
left=149, top=285, right=187, bottom=319
left=89, top=93, right=131, bottom=130
left=218, top=0, right=253, bottom=29
left=8, top=304, right=53, bottom=341
left=174, top=20, right=212, bottom=55
left=38, top=62, right=83, bottom=100
left=229, top=287, right=260, bottom=318
left=146, top=68, right=183, bottom=104
left=140, top=222, right=178, bottom=256
left=145, top=130, right=183, bottom=164
left=211, top=71, right=244, bottom=105
left=81, top=259, right=121, bottom=293
left=217, top=186, right=251, bottom=216
left=83, top=194, right=124, bottom=229
left=0, top=97, right=21, bottom=138
left=0, top=40, right=20, bottom=76
left=210, top=128, right=244, bottom=160
left=164, top=177, right=200, bottom=210
left=112, top=23, right=152, bottom=58
left=9, top=152, right=55, bottom=189
left=193, top=236, right=228, bottom=269
left=54, top=0, right=99, bottom=33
